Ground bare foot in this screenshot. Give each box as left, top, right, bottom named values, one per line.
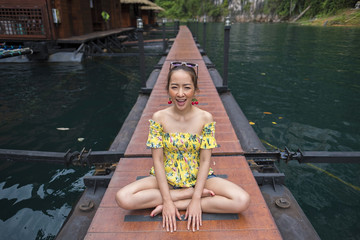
left=150, top=188, right=214, bottom=217
left=150, top=205, right=163, bottom=217
left=179, top=187, right=215, bottom=197
left=203, top=188, right=215, bottom=197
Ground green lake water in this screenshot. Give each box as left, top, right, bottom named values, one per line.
left=1, top=23, right=360, bottom=239
left=192, top=22, right=360, bottom=240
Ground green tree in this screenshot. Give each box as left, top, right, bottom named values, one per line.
left=155, top=0, right=358, bottom=21
left=273, top=0, right=358, bottom=19
left=155, top=0, right=230, bottom=20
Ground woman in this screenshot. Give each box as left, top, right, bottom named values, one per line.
left=116, top=62, right=250, bottom=232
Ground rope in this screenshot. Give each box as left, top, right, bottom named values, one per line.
left=261, top=139, right=360, bottom=192
left=306, top=163, right=360, bottom=192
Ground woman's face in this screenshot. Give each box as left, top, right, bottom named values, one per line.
left=168, top=69, right=195, bottom=110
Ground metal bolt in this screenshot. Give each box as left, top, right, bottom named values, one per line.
left=275, top=197, right=291, bottom=209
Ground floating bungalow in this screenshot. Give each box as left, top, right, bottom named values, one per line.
left=0, top=0, right=164, bottom=61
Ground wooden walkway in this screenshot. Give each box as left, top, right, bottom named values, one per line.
left=84, top=26, right=282, bottom=240
left=57, top=28, right=134, bottom=44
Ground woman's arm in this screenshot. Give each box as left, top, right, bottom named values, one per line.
left=152, top=148, right=181, bottom=232
left=185, top=148, right=212, bottom=231
left=192, top=111, right=215, bottom=201
left=193, top=149, right=212, bottom=198
left=185, top=111, right=215, bottom=231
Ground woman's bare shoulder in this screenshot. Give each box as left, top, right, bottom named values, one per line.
left=197, top=108, right=214, bottom=124
left=151, top=108, right=171, bottom=124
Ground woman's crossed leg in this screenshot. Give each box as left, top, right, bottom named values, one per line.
left=116, top=175, right=250, bottom=215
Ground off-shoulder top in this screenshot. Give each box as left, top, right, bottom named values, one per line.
left=146, top=119, right=218, bottom=188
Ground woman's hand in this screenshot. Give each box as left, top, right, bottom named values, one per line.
left=162, top=200, right=181, bottom=232
left=185, top=199, right=202, bottom=231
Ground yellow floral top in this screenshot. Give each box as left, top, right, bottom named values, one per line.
left=146, top=119, right=218, bottom=188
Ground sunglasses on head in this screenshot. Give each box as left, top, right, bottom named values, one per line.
left=170, top=61, right=198, bottom=76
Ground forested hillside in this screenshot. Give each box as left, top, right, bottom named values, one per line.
left=155, top=0, right=229, bottom=21
left=155, top=0, right=359, bottom=22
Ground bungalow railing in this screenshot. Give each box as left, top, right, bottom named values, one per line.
left=0, top=6, right=51, bottom=40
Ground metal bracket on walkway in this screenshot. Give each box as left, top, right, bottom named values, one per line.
left=245, top=152, right=285, bottom=186
left=245, top=149, right=360, bottom=164
left=244, top=148, right=360, bottom=187
left=281, top=147, right=360, bottom=164
left=0, top=148, right=123, bottom=166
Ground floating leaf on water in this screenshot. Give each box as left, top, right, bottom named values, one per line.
left=261, top=73, right=266, bottom=75
left=249, top=121, right=255, bottom=125
left=278, top=117, right=283, bottom=119
left=78, top=138, right=85, bottom=142
left=272, top=122, right=277, bottom=125
left=56, top=127, right=70, bottom=131
left=263, top=112, right=272, bottom=115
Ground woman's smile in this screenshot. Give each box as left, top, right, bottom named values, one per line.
left=176, top=98, right=187, bottom=106
left=168, top=70, right=196, bottom=110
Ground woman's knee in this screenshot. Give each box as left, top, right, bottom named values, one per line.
left=116, top=176, right=158, bottom=210
left=115, top=187, right=135, bottom=210
left=233, top=190, right=250, bottom=213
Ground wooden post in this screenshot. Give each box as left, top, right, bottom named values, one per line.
left=223, top=17, right=231, bottom=90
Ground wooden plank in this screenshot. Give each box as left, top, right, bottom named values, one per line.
left=85, top=230, right=281, bottom=240
left=85, top=203, right=278, bottom=233
left=57, top=27, right=134, bottom=43
left=85, top=156, right=281, bottom=239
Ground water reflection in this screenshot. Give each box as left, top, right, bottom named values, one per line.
left=0, top=160, right=92, bottom=239
left=0, top=56, right=158, bottom=151
left=0, top=55, right=161, bottom=239
left=0, top=182, right=32, bottom=205
left=1, top=205, right=70, bottom=239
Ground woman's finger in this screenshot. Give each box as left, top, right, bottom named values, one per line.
left=172, top=215, right=177, bottom=232
left=168, top=216, right=173, bottom=232
left=196, top=214, right=200, bottom=231
left=176, top=209, right=182, bottom=221
left=165, top=216, right=169, bottom=232
left=187, top=215, right=191, bottom=230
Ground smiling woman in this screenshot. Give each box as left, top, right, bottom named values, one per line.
left=115, top=61, right=250, bottom=232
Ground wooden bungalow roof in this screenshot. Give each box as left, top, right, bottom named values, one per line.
left=120, top=0, right=154, bottom=4
left=121, top=0, right=165, bottom=11
left=140, top=5, right=165, bottom=11
left=141, top=1, right=165, bottom=11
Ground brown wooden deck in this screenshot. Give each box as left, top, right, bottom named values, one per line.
left=57, top=27, right=134, bottom=44
left=84, top=26, right=282, bottom=240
